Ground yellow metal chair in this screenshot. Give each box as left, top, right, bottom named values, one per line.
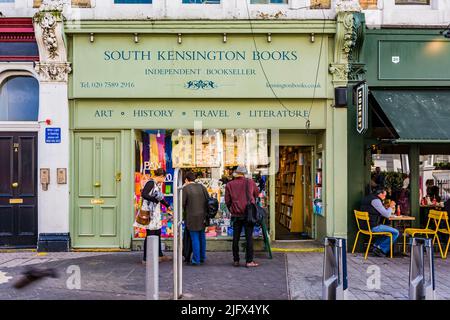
left=403, top=210, right=445, bottom=258
left=437, top=211, right=450, bottom=259
left=352, top=210, right=393, bottom=259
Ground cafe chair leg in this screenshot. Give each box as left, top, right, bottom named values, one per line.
left=434, top=234, right=445, bottom=259
left=365, top=235, right=373, bottom=260
left=403, top=233, right=407, bottom=254
left=352, top=231, right=361, bottom=254
left=389, top=234, right=393, bottom=258
left=444, top=238, right=450, bottom=259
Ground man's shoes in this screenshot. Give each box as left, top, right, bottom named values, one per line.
left=372, top=246, right=386, bottom=257
left=233, top=261, right=240, bottom=267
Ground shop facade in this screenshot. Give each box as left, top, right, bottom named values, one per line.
left=347, top=28, right=450, bottom=249
left=65, top=12, right=361, bottom=249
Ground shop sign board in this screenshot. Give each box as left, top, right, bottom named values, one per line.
left=72, top=99, right=327, bottom=130
left=71, top=34, right=329, bottom=99
left=354, top=81, right=368, bottom=134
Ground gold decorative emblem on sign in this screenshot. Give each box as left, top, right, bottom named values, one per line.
left=9, top=199, right=23, bottom=204
left=90, top=199, right=104, bottom=205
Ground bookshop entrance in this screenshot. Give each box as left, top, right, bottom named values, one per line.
left=275, top=146, right=314, bottom=240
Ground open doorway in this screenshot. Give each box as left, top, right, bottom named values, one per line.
left=275, top=146, right=313, bottom=240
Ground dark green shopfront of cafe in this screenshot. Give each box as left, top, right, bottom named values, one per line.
left=347, top=27, right=450, bottom=251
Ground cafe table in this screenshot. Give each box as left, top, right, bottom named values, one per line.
left=387, top=215, right=416, bottom=255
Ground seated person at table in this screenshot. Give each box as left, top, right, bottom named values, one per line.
left=360, top=189, right=399, bottom=257
left=426, top=179, right=441, bottom=203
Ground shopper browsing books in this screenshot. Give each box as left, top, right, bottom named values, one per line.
left=141, top=168, right=173, bottom=264
left=225, top=166, right=260, bottom=268
left=182, top=171, right=209, bottom=266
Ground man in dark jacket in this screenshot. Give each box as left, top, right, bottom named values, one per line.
left=360, top=189, right=399, bottom=257
left=225, top=166, right=260, bottom=268
left=182, top=171, right=208, bottom=265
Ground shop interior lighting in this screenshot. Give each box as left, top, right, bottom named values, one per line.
left=223, top=33, right=227, bottom=43
left=177, top=33, right=182, bottom=44
left=267, top=33, right=272, bottom=43
left=157, top=130, right=161, bottom=138
left=134, top=33, right=139, bottom=43
left=310, top=33, right=315, bottom=43
left=90, top=33, right=94, bottom=43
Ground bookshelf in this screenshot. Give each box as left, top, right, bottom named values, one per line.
left=276, top=147, right=304, bottom=232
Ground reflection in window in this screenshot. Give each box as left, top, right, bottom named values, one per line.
left=0, top=76, right=39, bottom=121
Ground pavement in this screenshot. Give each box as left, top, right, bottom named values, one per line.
left=0, top=251, right=288, bottom=300
left=0, top=250, right=449, bottom=300
left=288, top=252, right=450, bottom=300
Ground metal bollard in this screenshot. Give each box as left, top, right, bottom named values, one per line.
left=409, top=237, right=435, bottom=300
left=146, top=235, right=159, bottom=300
left=322, top=237, right=348, bottom=300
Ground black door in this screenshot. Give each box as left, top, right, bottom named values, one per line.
left=0, top=132, right=37, bottom=248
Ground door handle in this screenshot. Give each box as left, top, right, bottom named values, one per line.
left=115, top=173, right=121, bottom=182
left=12, top=182, right=19, bottom=188
left=94, top=182, right=101, bottom=187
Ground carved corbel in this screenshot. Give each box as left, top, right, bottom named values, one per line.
left=33, top=0, right=71, bottom=82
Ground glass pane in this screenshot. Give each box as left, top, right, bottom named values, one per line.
left=395, top=0, right=430, bottom=4
left=0, top=76, right=39, bottom=121
left=0, top=42, right=39, bottom=57
left=114, top=0, right=151, bottom=3
left=251, top=0, right=287, bottom=3
left=182, top=0, right=220, bottom=3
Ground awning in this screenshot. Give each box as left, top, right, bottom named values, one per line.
left=371, top=90, right=450, bottom=143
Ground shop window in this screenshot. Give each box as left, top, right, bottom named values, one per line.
left=0, top=76, right=39, bottom=121
left=359, top=0, right=378, bottom=9
left=182, top=0, right=220, bottom=3
left=0, top=42, right=39, bottom=61
left=134, top=128, right=270, bottom=240
left=33, top=0, right=92, bottom=7
left=395, top=0, right=430, bottom=4
left=114, top=0, right=151, bottom=3
left=371, top=153, right=410, bottom=214
left=250, top=0, right=287, bottom=4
